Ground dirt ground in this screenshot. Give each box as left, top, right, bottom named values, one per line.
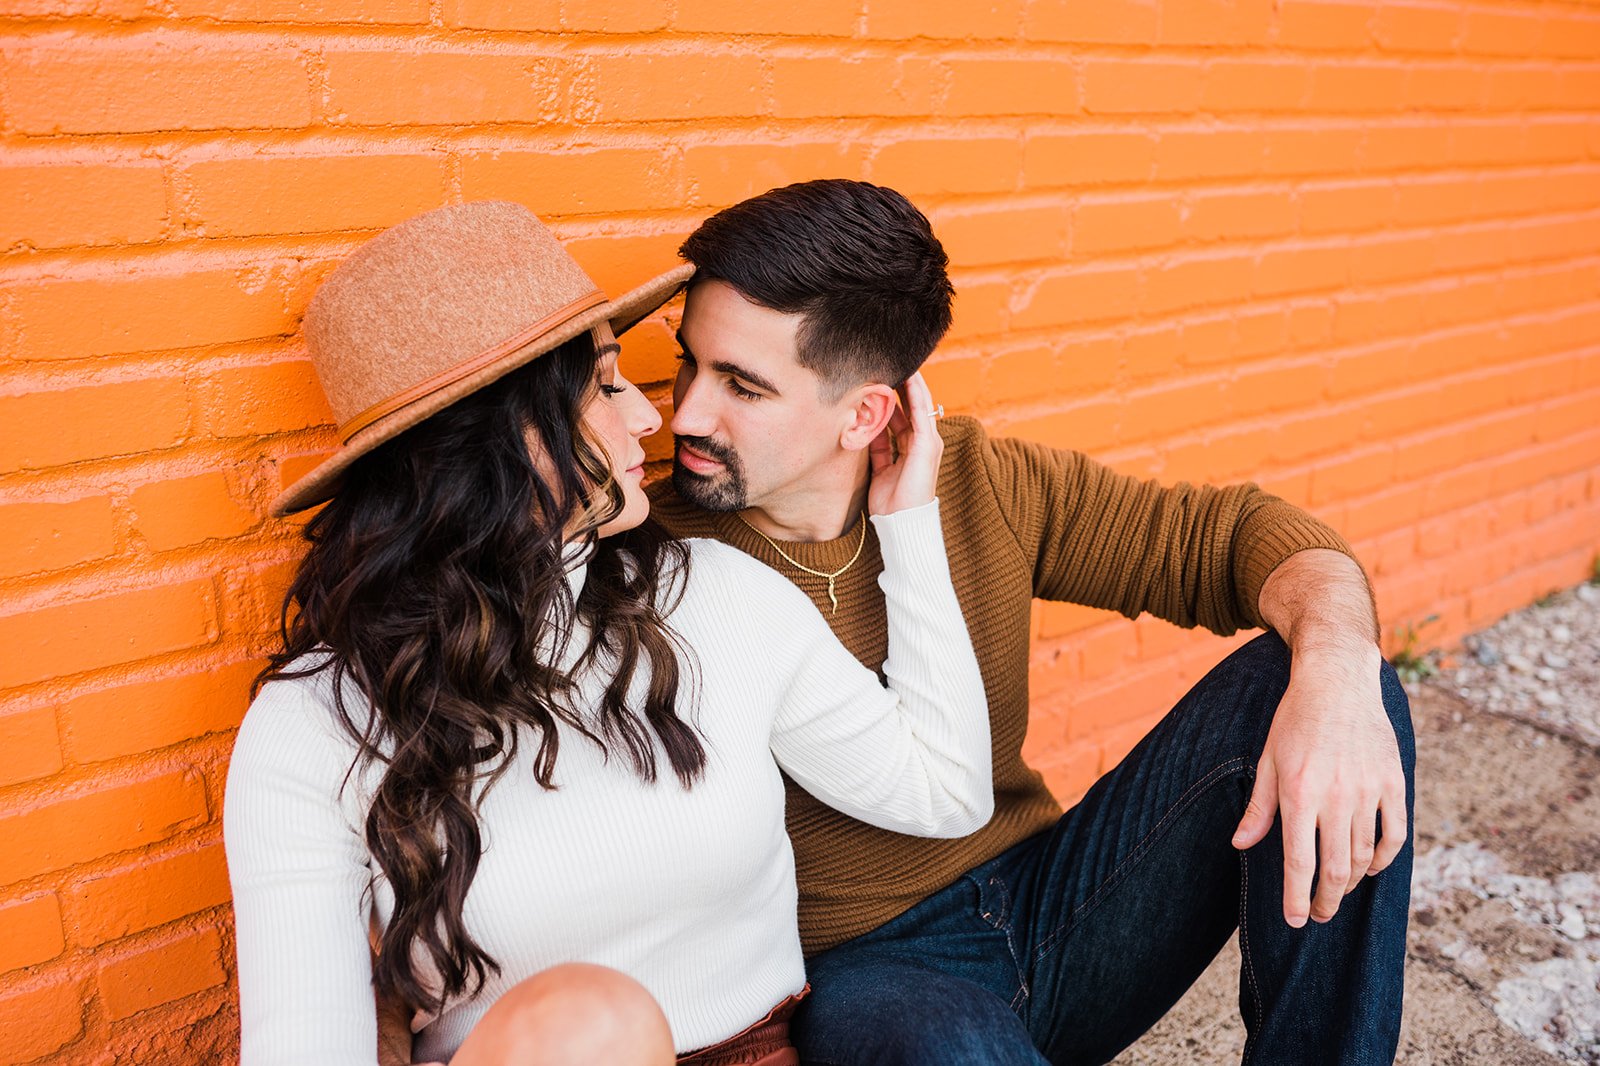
left=1109, top=584, right=1600, bottom=1065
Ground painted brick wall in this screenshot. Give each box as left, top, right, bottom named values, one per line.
left=2, top=0, right=1598, bottom=1060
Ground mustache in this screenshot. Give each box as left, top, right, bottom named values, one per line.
left=674, top=434, right=739, bottom=466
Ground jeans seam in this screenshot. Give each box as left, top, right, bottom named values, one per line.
left=978, top=874, right=1032, bottom=1011
left=1239, top=848, right=1264, bottom=1063
left=1032, top=755, right=1251, bottom=962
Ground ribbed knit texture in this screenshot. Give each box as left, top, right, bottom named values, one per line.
left=223, top=503, right=992, bottom=1065
left=650, top=416, right=1367, bottom=955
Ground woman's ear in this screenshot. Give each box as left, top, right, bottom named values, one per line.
left=837, top=383, right=898, bottom=453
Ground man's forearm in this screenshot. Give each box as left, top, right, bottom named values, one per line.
left=1257, top=547, right=1380, bottom=660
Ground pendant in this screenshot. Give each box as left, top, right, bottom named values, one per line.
left=826, top=577, right=838, bottom=615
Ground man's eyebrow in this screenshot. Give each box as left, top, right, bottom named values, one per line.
left=676, top=330, right=782, bottom=396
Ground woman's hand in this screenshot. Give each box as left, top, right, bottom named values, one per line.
left=866, top=372, right=943, bottom=516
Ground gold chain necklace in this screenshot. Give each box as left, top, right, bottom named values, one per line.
left=737, top=511, right=867, bottom=615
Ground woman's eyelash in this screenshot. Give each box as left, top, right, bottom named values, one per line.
left=599, top=383, right=626, bottom=396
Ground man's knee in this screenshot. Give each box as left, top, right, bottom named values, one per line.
left=456, top=963, right=673, bottom=1066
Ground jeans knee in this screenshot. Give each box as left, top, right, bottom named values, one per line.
left=1377, top=657, right=1417, bottom=776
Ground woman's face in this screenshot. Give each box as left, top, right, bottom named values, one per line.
left=583, top=321, right=662, bottom=538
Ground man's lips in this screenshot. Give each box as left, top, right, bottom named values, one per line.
left=675, top=441, right=725, bottom=474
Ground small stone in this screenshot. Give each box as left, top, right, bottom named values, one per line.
left=1550, top=624, right=1572, bottom=644
left=1452, top=710, right=1464, bottom=724
left=1536, top=689, right=1563, bottom=709
left=1542, top=651, right=1570, bottom=670
left=1537, top=666, right=1558, bottom=683
left=1506, top=653, right=1536, bottom=673
left=1474, top=640, right=1503, bottom=667
left=1576, top=584, right=1599, bottom=604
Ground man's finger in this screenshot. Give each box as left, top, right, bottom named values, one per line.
left=1310, top=806, right=1353, bottom=922
left=1233, top=756, right=1279, bottom=850
left=1368, top=779, right=1408, bottom=876
left=1281, top=801, right=1318, bottom=928
left=1347, top=807, right=1378, bottom=895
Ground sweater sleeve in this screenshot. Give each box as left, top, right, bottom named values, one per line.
left=982, top=430, right=1374, bottom=635
left=756, top=500, right=994, bottom=839
left=224, top=681, right=381, bottom=1066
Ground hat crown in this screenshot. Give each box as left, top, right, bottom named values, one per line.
left=304, top=201, right=601, bottom=434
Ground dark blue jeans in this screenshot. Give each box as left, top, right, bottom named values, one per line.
left=793, top=632, right=1416, bottom=1066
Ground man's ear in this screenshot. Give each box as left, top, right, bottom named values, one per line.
left=837, top=383, right=898, bottom=453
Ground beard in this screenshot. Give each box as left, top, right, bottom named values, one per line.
left=671, top=434, right=749, bottom=512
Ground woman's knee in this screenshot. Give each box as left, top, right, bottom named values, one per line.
left=454, top=963, right=675, bottom=1066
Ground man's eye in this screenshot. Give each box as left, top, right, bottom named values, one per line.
left=728, top=379, right=760, bottom=401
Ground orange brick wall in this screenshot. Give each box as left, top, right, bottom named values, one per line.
left=2, top=0, right=1598, bottom=1060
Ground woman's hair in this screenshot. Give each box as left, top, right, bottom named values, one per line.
left=255, top=331, right=703, bottom=1014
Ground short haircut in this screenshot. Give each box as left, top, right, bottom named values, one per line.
left=679, top=179, right=954, bottom=395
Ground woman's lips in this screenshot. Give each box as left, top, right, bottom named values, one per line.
left=676, top=442, right=725, bottom=474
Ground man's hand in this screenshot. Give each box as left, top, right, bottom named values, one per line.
left=866, top=372, right=943, bottom=516
left=1236, top=548, right=1408, bottom=928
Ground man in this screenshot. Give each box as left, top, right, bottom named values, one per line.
left=649, top=178, right=1413, bottom=1065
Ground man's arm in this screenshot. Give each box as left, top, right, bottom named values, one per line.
left=1232, top=547, right=1408, bottom=928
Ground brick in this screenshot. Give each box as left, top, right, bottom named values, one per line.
left=863, top=0, right=1022, bottom=40
left=1012, top=264, right=1142, bottom=330
left=1070, top=193, right=1182, bottom=255
left=559, top=0, right=671, bottom=32
left=461, top=146, right=682, bottom=216
left=1023, top=130, right=1155, bottom=187
left=1202, top=60, right=1310, bottom=112
left=1298, top=180, right=1395, bottom=234
left=1078, top=621, right=1138, bottom=681
left=6, top=39, right=311, bottom=135
left=0, top=895, right=65, bottom=973
left=0, top=973, right=84, bottom=1062
left=684, top=141, right=867, bottom=209
left=1068, top=664, right=1178, bottom=740
left=1309, top=447, right=1396, bottom=506
left=584, top=54, right=769, bottom=122
left=0, top=378, right=189, bottom=474
left=772, top=56, right=939, bottom=119
left=441, top=0, right=558, bottom=30
left=1025, top=0, right=1157, bottom=43
left=1541, top=14, right=1600, bottom=60
left=678, top=0, right=856, bottom=35
left=59, top=661, right=258, bottom=764
left=0, top=707, right=63, bottom=788
left=1161, top=0, right=1274, bottom=44
left=0, top=578, right=218, bottom=689
left=936, top=203, right=1068, bottom=267
left=1226, top=359, right=1326, bottom=418
left=946, top=278, right=1011, bottom=342
left=564, top=231, right=689, bottom=309
left=1255, top=243, right=1350, bottom=297
left=1184, top=188, right=1295, bottom=241
left=185, top=153, right=446, bottom=238
left=1405, top=62, right=1487, bottom=111
left=1460, top=8, right=1543, bottom=57
left=1122, top=378, right=1228, bottom=440
left=940, top=57, right=1078, bottom=117
left=870, top=137, right=1021, bottom=196
left=1142, top=252, right=1254, bottom=314
left=196, top=361, right=332, bottom=439
left=1305, top=61, right=1409, bottom=112
left=1000, top=398, right=1121, bottom=453
left=1082, top=58, right=1205, bottom=114
left=96, top=927, right=226, bottom=1021
left=128, top=471, right=257, bottom=553
left=8, top=268, right=291, bottom=360
left=0, top=496, right=117, bottom=579
left=169, top=0, right=426, bottom=20
left=1275, top=1, right=1375, bottom=49
left=0, top=770, right=208, bottom=886
left=1373, top=4, right=1460, bottom=53
left=0, top=163, right=167, bottom=250
left=1154, top=128, right=1267, bottom=181
left=67, top=844, right=231, bottom=946
left=1262, top=125, right=1364, bottom=176
left=323, top=51, right=569, bottom=127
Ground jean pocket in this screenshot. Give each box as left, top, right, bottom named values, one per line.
left=970, top=869, right=1013, bottom=931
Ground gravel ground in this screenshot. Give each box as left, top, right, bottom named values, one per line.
left=1111, top=578, right=1600, bottom=1066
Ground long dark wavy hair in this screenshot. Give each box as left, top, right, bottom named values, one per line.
left=255, top=330, right=703, bottom=1015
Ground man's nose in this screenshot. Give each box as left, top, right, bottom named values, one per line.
left=670, top=372, right=713, bottom=438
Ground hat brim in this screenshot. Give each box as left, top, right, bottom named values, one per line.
left=270, top=262, right=695, bottom=518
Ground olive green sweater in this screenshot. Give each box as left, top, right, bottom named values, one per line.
left=649, top=416, right=1370, bottom=955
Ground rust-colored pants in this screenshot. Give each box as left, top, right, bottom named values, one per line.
left=675, top=987, right=808, bottom=1066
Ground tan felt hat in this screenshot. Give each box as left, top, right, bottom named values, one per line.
left=272, top=200, right=693, bottom=517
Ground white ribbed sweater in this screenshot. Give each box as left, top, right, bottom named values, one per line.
left=224, top=502, right=992, bottom=1065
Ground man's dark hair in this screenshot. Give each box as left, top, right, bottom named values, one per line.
left=679, top=179, right=954, bottom=395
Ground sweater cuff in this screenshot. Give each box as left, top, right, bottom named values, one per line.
left=1233, top=498, right=1378, bottom=634
left=869, top=498, right=947, bottom=588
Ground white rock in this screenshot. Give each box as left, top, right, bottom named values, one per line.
left=1537, top=666, right=1558, bottom=683
left=1536, top=689, right=1564, bottom=709
left=1556, top=903, right=1587, bottom=940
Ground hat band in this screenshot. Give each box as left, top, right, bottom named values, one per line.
left=338, top=289, right=608, bottom=444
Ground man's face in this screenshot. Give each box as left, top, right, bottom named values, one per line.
left=670, top=279, right=852, bottom=513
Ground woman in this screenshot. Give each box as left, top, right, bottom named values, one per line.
left=223, top=201, right=991, bottom=1066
